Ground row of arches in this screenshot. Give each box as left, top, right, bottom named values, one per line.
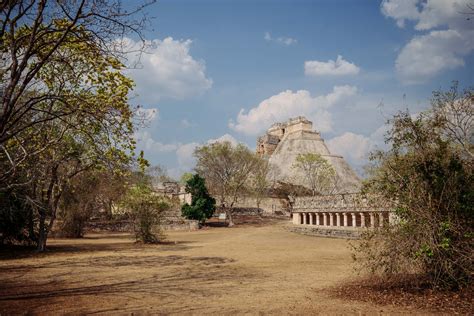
left=292, top=211, right=388, bottom=228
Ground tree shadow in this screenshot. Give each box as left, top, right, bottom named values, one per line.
left=0, top=253, right=260, bottom=314
left=0, top=236, right=197, bottom=261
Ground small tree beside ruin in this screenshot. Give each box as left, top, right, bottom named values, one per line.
left=291, top=153, right=337, bottom=196
left=248, top=159, right=272, bottom=209
left=194, top=141, right=260, bottom=227
left=121, top=183, right=169, bottom=244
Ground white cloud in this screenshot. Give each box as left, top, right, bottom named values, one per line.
left=382, top=0, right=473, bottom=31
left=207, top=133, right=239, bottom=146
left=327, top=133, right=372, bottom=164
left=134, top=131, right=178, bottom=153
left=304, top=55, right=360, bottom=76
left=327, top=125, right=390, bottom=171
left=396, top=29, right=474, bottom=84
left=381, top=0, right=474, bottom=84
left=123, top=37, right=212, bottom=103
left=381, top=0, right=420, bottom=28
left=176, top=142, right=199, bottom=170
left=264, top=31, right=297, bottom=46
left=229, top=86, right=357, bottom=136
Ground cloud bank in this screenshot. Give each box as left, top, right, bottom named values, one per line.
left=123, top=37, right=213, bottom=103
left=381, top=0, right=474, bottom=84
left=229, top=86, right=357, bottom=136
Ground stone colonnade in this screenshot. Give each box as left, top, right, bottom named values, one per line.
left=292, top=211, right=388, bottom=228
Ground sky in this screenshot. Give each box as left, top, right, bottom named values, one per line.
left=126, top=0, right=474, bottom=178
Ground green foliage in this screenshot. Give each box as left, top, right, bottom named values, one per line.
left=194, top=141, right=260, bottom=226
left=181, top=174, right=216, bottom=223
left=0, top=0, right=152, bottom=251
left=247, top=158, right=271, bottom=208
left=180, top=172, right=194, bottom=186
left=292, top=153, right=337, bottom=195
left=354, top=83, right=473, bottom=289
left=121, top=183, right=169, bottom=243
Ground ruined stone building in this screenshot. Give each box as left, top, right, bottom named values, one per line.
left=256, top=116, right=361, bottom=193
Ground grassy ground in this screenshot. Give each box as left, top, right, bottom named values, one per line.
left=0, top=221, right=450, bottom=315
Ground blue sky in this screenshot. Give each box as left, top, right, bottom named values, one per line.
left=127, top=0, right=474, bottom=178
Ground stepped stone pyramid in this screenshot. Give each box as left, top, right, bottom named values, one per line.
left=256, top=116, right=361, bottom=193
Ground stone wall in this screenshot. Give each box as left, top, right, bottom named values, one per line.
left=232, top=196, right=289, bottom=215
left=285, top=224, right=362, bottom=239
left=161, top=220, right=199, bottom=231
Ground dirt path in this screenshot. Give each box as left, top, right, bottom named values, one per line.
left=0, top=223, right=428, bottom=315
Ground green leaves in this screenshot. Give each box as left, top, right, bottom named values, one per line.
left=181, top=174, right=215, bottom=223
left=121, top=183, right=170, bottom=243
left=358, top=83, right=473, bottom=289
left=292, top=153, right=336, bottom=195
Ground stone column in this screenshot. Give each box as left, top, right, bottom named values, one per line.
left=351, top=213, right=357, bottom=227
left=302, top=212, right=306, bottom=225
left=343, top=213, right=348, bottom=227
left=322, top=213, right=327, bottom=226
left=328, top=213, right=334, bottom=226
left=292, top=213, right=300, bottom=225
left=316, top=213, right=320, bottom=226
left=360, top=213, right=366, bottom=227
left=309, top=213, right=314, bottom=225
left=379, top=212, right=384, bottom=227
left=336, top=213, right=341, bottom=227
left=370, top=213, right=375, bottom=227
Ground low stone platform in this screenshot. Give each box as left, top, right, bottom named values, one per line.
left=161, top=217, right=199, bottom=231
left=285, top=223, right=362, bottom=239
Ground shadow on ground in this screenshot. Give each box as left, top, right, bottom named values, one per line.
left=0, top=237, right=197, bottom=261
left=0, top=243, right=256, bottom=314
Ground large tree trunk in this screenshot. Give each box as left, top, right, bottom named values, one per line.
left=226, top=208, right=234, bottom=227
left=221, top=201, right=235, bottom=227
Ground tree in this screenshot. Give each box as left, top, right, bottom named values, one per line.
left=248, top=158, right=271, bottom=209
left=194, top=141, right=260, bottom=227
left=291, top=153, right=337, bottom=196
left=181, top=174, right=215, bottom=224
left=121, top=182, right=169, bottom=244
left=57, top=169, right=128, bottom=237
left=354, top=83, right=473, bottom=289
left=180, top=172, right=194, bottom=186
left=0, top=0, right=153, bottom=250
left=146, top=165, right=174, bottom=187
left=0, top=0, right=152, bottom=145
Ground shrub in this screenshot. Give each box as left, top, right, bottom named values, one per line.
left=354, top=83, right=473, bottom=289
left=122, top=184, right=169, bottom=243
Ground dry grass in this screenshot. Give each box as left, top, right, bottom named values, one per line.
left=0, top=220, right=466, bottom=315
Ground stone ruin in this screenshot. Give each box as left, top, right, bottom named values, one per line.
left=256, top=116, right=361, bottom=194
left=255, top=116, right=396, bottom=237
left=152, top=182, right=197, bottom=230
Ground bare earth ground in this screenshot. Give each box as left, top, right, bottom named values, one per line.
left=0, top=221, right=459, bottom=315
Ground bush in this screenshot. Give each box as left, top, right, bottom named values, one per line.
left=122, top=184, right=169, bottom=243
left=354, top=83, right=473, bottom=289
